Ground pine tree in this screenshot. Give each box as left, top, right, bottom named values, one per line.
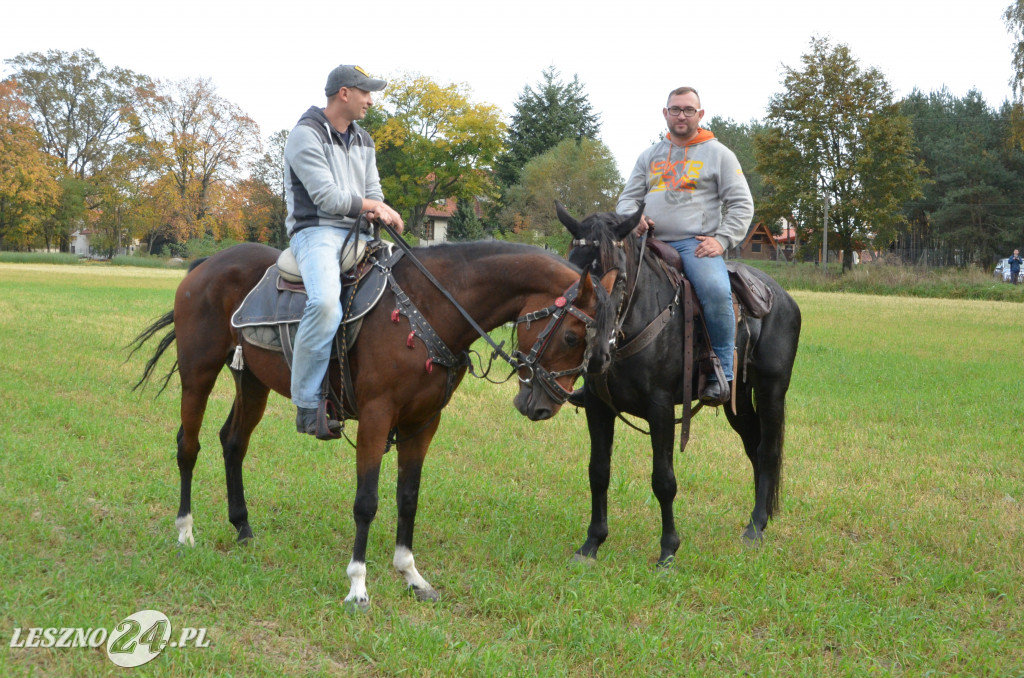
left=495, top=67, right=601, bottom=188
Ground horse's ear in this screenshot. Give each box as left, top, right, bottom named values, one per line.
left=598, top=268, right=618, bottom=295
left=614, top=201, right=646, bottom=240
left=556, top=201, right=584, bottom=239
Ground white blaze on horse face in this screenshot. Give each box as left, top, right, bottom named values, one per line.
left=393, top=546, right=431, bottom=591
left=176, top=514, right=194, bottom=547
left=345, top=559, right=369, bottom=605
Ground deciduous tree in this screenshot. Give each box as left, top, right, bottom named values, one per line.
left=754, top=37, right=924, bottom=270
left=500, top=137, right=622, bottom=249
left=144, top=77, right=261, bottom=249
left=0, top=80, right=60, bottom=249
left=243, top=129, right=288, bottom=247
left=363, top=74, right=504, bottom=239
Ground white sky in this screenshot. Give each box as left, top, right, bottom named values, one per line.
left=3, top=0, right=1017, bottom=179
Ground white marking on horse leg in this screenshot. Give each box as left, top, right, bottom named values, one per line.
left=344, top=559, right=369, bottom=608
left=175, top=514, right=194, bottom=547
left=393, top=546, right=429, bottom=590
left=394, top=546, right=438, bottom=601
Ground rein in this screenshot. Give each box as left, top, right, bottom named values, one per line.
left=378, top=219, right=598, bottom=406
left=379, top=220, right=519, bottom=370
left=574, top=231, right=697, bottom=433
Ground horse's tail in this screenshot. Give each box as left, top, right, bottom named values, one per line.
left=126, top=309, right=178, bottom=395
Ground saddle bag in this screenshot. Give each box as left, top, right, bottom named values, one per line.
left=725, top=262, right=774, bottom=319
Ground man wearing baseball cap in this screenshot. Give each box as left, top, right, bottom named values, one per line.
left=284, top=64, right=404, bottom=438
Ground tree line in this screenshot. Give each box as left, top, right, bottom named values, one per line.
left=5, top=23, right=1024, bottom=269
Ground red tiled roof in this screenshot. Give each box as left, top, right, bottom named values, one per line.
left=774, top=228, right=797, bottom=244
left=425, top=198, right=456, bottom=218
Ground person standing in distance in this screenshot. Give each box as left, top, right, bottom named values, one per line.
left=284, top=64, right=405, bottom=437
left=1010, top=248, right=1022, bottom=284
left=617, top=86, right=754, bottom=404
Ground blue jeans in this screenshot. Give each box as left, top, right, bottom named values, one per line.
left=669, top=238, right=735, bottom=382
left=289, top=227, right=349, bottom=409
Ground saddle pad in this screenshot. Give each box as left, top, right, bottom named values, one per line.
left=241, top=319, right=362, bottom=354
left=230, top=248, right=402, bottom=330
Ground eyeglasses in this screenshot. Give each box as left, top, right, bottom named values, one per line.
left=667, top=106, right=700, bottom=118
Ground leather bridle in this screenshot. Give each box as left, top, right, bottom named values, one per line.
left=514, top=279, right=597, bottom=405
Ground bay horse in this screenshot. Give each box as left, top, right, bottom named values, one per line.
left=130, top=240, right=617, bottom=609
left=557, top=204, right=801, bottom=564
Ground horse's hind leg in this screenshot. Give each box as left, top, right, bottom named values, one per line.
left=726, top=376, right=786, bottom=545
left=392, top=420, right=442, bottom=602
left=220, top=367, right=270, bottom=542
left=725, top=381, right=763, bottom=543
left=175, top=365, right=221, bottom=546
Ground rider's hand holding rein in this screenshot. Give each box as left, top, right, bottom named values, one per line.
left=363, top=198, right=405, bottom=234
left=634, top=214, right=654, bottom=237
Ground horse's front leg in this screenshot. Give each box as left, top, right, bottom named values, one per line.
left=345, top=413, right=390, bottom=611
left=393, top=418, right=442, bottom=602
left=648, top=396, right=680, bottom=566
left=573, top=387, right=616, bottom=562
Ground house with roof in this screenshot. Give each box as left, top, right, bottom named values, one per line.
left=735, top=221, right=790, bottom=261
left=69, top=229, right=138, bottom=258
left=421, top=198, right=454, bottom=246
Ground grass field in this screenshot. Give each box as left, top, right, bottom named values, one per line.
left=1, top=262, right=1022, bottom=677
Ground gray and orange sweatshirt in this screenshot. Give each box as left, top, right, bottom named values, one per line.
left=616, top=129, right=753, bottom=251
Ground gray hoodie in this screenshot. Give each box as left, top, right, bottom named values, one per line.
left=283, top=106, right=384, bottom=236
left=616, top=129, right=753, bottom=251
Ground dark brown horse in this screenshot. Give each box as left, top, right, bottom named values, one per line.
left=131, top=240, right=617, bottom=609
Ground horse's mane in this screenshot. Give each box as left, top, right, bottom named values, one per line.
left=412, top=240, right=580, bottom=272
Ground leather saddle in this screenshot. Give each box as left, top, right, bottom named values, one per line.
left=230, top=242, right=404, bottom=418
left=644, top=237, right=775, bottom=414
left=644, top=238, right=774, bottom=319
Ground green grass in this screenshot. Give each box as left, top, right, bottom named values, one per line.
left=1, top=263, right=1022, bottom=676
left=0, top=251, right=81, bottom=265
left=745, top=260, right=1024, bottom=302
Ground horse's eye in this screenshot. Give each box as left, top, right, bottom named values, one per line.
left=564, top=331, right=579, bottom=348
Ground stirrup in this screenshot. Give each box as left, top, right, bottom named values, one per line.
left=315, top=399, right=342, bottom=440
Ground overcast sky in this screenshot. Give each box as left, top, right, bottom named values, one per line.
left=3, top=0, right=1017, bottom=179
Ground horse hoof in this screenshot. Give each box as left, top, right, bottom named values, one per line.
left=236, top=524, right=254, bottom=543
left=343, top=598, right=371, bottom=614
left=570, top=552, right=596, bottom=566
left=741, top=525, right=764, bottom=548
left=656, top=555, right=675, bottom=569
left=412, top=586, right=440, bottom=603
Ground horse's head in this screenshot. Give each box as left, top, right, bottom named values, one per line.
left=558, top=201, right=644, bottom=276
left=512, top=267, right=618, bottom=421
left=556, top=202, right=645, bottom=374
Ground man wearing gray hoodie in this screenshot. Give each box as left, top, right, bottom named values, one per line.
left=617, top=86, right=754, bottom=404
left=284, top=64, right=404, bottom=437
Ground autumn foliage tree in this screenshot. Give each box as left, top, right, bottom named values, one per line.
left=0, top=80, right=60, bottom=249
left=5, top=49, right=156, bottom=250
left=363, top=74, right=504, bottom=238
left=143, top=77, right=261, bottom=251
